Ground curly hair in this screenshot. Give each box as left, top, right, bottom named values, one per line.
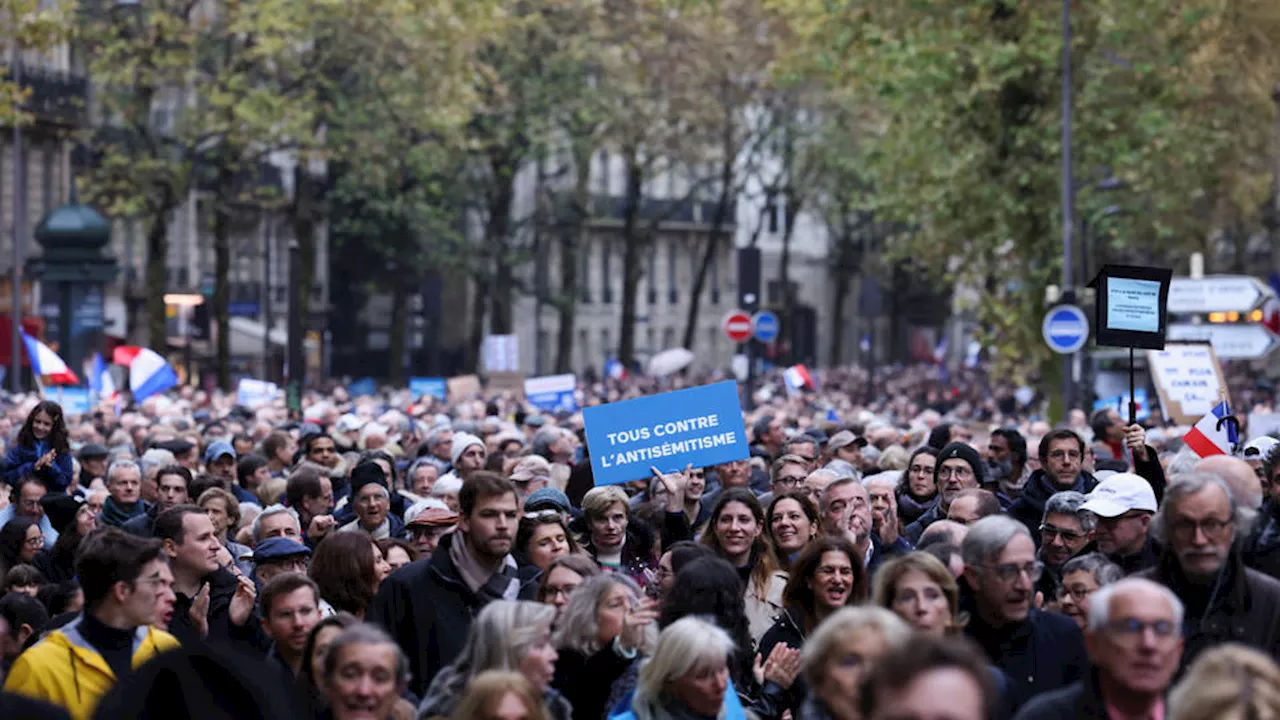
left=17, top=401, right=70, bottom=455
left=783, top=536, right=867, bottom=633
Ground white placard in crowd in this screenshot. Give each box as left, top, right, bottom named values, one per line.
left=1146, top=343, right=1228, bottom=425
left=483, top=334, right=519, bottom=372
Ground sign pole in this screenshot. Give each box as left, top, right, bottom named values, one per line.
left=1128, top=346, right=1137, bottom=425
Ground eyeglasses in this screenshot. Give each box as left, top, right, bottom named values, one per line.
left=1057, top=585, right=1094, bottom=602
left=1171, top=517, right=1233, bottom=541
left=775, top=475, right=805, bottom=489
left=24, top=535, right=44, bottom=548
left=985, top=561, right=1043, bottom=583
left=1105, top=618, right=1177, bottom=644
left=937, top=466, right=973, bottom=481
left=1039, top=524, right=1089, bottom=541
left=1047, top=450, right=1082, bottom=461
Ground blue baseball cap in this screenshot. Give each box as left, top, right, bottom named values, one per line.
left=252, top=537, right=312, bottom=564
left=204, top=440, right=237, bottom=464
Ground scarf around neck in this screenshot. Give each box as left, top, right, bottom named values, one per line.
left=101, top=496, right=147, bottom=527
left=449, top=533, right=519, bottom=601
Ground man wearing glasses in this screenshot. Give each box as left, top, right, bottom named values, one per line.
left=0, top=477, right=57, bottom=550
left=1138, top=473, right=1280, bottom=670
left=1010, top=430, right=1098, bottom=545
left=1081, top=473, right=1159, bottom=575
left=1036, top=491, right=1096, bottom=600
left=1012, top=578, right=1183, bottom=720
left=961, top=515, right=1087, bottom=713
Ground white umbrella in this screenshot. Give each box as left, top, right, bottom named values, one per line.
left=647, top=348, right=694, bottom=377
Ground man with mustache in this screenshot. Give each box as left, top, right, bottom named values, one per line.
left=961, top=516, right=1087, bottom=713
left=1138, top=472, right=1280, bottom=671
left=368, top=471, right=540, bottom=696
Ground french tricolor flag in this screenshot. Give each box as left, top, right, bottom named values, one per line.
left=89, top=352, right=117, bottom=400
left=113, top=345, right=178, bottom=403
left=21, top=332, right=79, bottom=385
left=783, top=364, right=813, bottom=393
left=1184, top=400, right=1238, bottom=458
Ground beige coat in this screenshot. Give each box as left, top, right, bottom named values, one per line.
left=745, top=570, right=789, bottom=645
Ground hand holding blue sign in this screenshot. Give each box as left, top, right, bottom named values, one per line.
left=583, top=381, right=748, bottom=485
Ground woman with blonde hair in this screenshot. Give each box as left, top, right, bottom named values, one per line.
left=610, top=616, right=750, bottom=720
left=1169, top=644, right=1280, bottom=720
left=799, top=606, right=912, bottom=720
left=871, top=552, right=964, bottom=635
left=449, top=671, right=550, bottom=720
left=418, top=600, right=570, bottom=720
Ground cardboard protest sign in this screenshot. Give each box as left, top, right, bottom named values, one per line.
left=1146, top=343, right=1228, bottom=425
left=583, top=381, right=748, bottom=485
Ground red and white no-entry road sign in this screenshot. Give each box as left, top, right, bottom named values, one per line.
left=723, top=310, right=753, bottom=343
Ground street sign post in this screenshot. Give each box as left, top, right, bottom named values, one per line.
left=723, top=310, right=752, bottom=344
left=1168, top=276, right=1274, bottom=314
left=1167, top=323, right=1280, bottom=359
left=1042, top=304, right=1090, bottom=355
left=752, top=310, right=779, bottom=343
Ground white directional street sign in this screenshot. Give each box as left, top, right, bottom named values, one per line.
left=1168, top=276, right=1274, bottom=314
left=1167, top=323, right=1280, bottom=359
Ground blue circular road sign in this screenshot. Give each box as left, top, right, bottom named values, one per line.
left=752, top=310, right=780, bottom=343
left=1042, top=304, right=1090, bottom=354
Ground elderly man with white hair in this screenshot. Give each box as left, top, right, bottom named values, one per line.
left=1012, top=578, right=1184, bottom=719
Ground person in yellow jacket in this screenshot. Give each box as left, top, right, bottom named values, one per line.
left=3, top=528, right=180, bottom=720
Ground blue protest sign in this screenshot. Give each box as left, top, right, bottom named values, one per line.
left=53, top=387, right=92, bottom=416
left=1093, top=387, right=1150, bottom=422
left=524, top=374, right=578, bottom=413
left=348, top=377, right=377, bottom=398
left=583, top=381, right=748, bottom=485
left=409, top=377, right=447, bottom=401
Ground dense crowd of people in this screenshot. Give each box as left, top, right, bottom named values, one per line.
left=0, top=362, right=1277, bottom=719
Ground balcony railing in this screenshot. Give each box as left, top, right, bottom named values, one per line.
left=3, top=63, right=90, bottom=127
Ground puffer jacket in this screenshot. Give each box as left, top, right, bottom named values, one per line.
left=1, top=616, right=180, bottom=720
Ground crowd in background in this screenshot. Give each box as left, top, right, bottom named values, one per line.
left=0, top=362, right=1276, bottom=718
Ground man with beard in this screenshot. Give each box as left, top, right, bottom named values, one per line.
left=820, top=478, right=879, bottom=573
left=1037, top=491, right=1096, bottom=601
left=368, top=472, right=539, bottom=696
left=986, top=428, right=1028, bottom=503
left=905, top=443, right=984, bottom=544
left=961, top=516, right=1087, bottom=712
left=1138, top=473, right=1280, bottom=670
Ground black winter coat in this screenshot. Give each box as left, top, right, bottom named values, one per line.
left=551, top=645, right=634, bottom=720
left=168, top=566, right=269, bottom=656
left=757, top=607, right=808, bottom=715
left=121, top=504, right=159, bottom=538
left=1244, top=498, right=1280, bottom=581
left=961, top=587, right=1088, bottom=713
left=1138, top=550, right=1280, bottom=673
left=1010, top=667, right=1111, bottom=720
left=366, top=532, right=541, bottom=697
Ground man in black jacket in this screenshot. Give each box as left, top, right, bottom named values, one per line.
left=368, top=471, right=539, bottom=696
left=123, top=466, right=191, bottom=538
left=961, top=515, right=1088, bottom=712
left=1139, top=472, right=1280, bottom=672
left=1013, top=578, right=1184, bottom=719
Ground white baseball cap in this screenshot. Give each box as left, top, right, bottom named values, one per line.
left=1243, top=437, right=1280, bottom=461
left=1080, top=472, right=1157, bottom=518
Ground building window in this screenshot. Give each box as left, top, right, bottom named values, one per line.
left=601, top=328, right=611, bottom=360
left=766, top=192, right=779, bottom=233
left=579, top=242, right=591, bottom=303
left=708, top=327, right=719, bottom=359
left=645, top=326, right=655, bottom=355
left=662, top=327, right=675, bottom=350
left=647, top=242, right=657, bottom=304
left=601, top=235, right=612, bottom=304
left=597, top=149, right=609, bottom=195
left=667, top=241, right=678, bottom=304
left=578, top=328, right=590, bottom=371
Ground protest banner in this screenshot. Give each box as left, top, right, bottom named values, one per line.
left=488, top=371, right=526, bottom=398
left=583, top=381, right=748, bottom=485
left=347, top=377, right=377, bottom=398
left=53, top=387, right=92, bottom=416
left=237, top=378, right=278, bottom=408
left=409, top=377, right=447, bottom=401
left=1146, top=342, right=1229, bottom=425
left=525, top=374, right=578, bottom=413
left=447, top=374, right=482, bottom=401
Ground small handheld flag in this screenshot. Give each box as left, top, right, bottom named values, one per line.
left=20, top=332, right=79, bottom=385
left=1184, top=401, right=1238, bottom=458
